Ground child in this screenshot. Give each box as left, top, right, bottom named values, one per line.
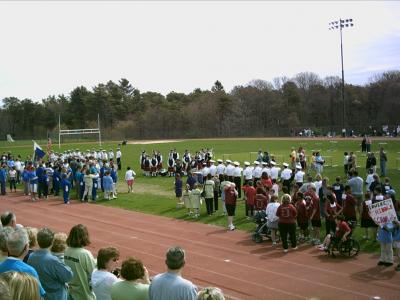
left=377, top=222, right=394, bottom=267
left=22, top=166, right=30, bottom=195
left=332, top=176, right=344, bottom=206
left=103, top=171, right=113, bottom=200
left=51, top=232, right=68, bottom=262
left=189, top=183, right=201, bottom=218
left=318, top=215, right=351, bottom=251
left=271, top=179, right=279, bottom=197
left=9, top=166, right=17, bottom=192
left=266, top=195, right=280, bottom=245
left=175, top=174, right=183, bottom=207
left=61, top=173, right=71, bottom=204
left=360, top=191, right=377, bottom=240
left=242, top=181, right=256, bottom=219
left=28, top=167, right=38, bottom=202
left=296, top=192, right=309, bottom=241
left=125, top=167, right=136, bottom=193
left=324, top=194, right=342, bottom=236
left=254, top=187, right=269, bottom=214
left=82, top=170, right=94, bottom=202
left=53, top=167, right=61, bottom=196
left=182, top=184, right=192, bottom=216
left=342, top=185, right=357, bottom=223
left=110, top=166, right=118, bottom=199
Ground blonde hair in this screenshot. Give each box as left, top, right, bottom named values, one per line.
left=25, top=227, right=38, bottom=248
left=51, top=232, right=68, bottom=253
left=197, top=287, right=225, bottom=300
left=0, top=271, right=40, bottom=300
left=281, top=194, right=292, bottom=204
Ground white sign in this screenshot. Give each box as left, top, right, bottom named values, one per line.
left=368, top=199, right=398, bottom=226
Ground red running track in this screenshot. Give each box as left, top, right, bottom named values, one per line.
left=0, top=193, right=399, bottom=300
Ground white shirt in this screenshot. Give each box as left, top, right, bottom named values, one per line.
left=125, top=169, right=136, bottom=180
left=108, top=152, right=114, bottom=159
left=272, top=183, right=279, bottom=196
left=116, top=151, right=122, bottom=159
left=252, top=166, right=262, bottom=178
left=233, top=166, right=242, bottom=177
left=266, top=202, right=280, bottom=222
left=270, top=167, right=281, bottom=180
left=243, top=167, right=253, bottom=180
left=216, top=164, right=225, bottom=175
left=314, top=180, right=322, bottom=195
left=91, top=269, right=120, bottom=300
left=261, top=167, right=271, bottom=178
left=202, top=166, right=210, bottom=177
left=209, top=165, right=217, bottom=176
left=294, top=170, right=305, bottom=183
left=14, top=161, right=22, bottom=171
left=365, top=174, right=374, bottom=190
left=280, top=168, right=292, bottom=180
left=225, top=164, right=235, bottom=176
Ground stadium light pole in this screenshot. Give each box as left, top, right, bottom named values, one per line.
left=329, top=18, right=354, bottom=130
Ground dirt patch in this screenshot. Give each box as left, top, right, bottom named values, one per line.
left=117, top=181, right=171, bottom=197
left=127, top=140, right=182, bottom=145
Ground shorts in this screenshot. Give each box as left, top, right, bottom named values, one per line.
left=298, top=222, right=308, bottom=231
left=225, top=204, right=236, bottom=216
left=176, top=190, right=182, bottom=198
left=127, top=179, right=134, bottom=186
left=311, top=219, right=321, bottom=228
left=354, top=194, right=363, bottom=207
left=267, top=220, right=278, bottom=229
left=30, top=184, right=38, bottom=193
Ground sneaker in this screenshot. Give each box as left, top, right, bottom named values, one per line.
left=272, top=242, right=277, bottom=245
left=395, top=264, right=400, bottom=271
left=377, top=261, right=386, bottom=266
left=384, top=262, right=393, bottom=267
left=292, top=247, right=298, bottom=250
left=283, top=249, right=288, bottom=253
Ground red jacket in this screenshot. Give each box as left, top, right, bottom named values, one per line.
left=276, top=203, right=297, bottom=224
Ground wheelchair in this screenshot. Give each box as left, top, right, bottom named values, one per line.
left=327, top=220, right=360, bottom=258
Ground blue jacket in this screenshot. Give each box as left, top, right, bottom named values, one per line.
left=0, top=168, right=7, bottom=182
left=0, top=257, right=46, bottom=297
left=28, top=249, right=73, bottom=300
left=103, top=175, right=113, bottom=191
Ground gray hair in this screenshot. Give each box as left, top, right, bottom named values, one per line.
left=166, top=246, right=185, bottom=270
left=197, top=287, right=225, bottom=300
left=7, top=228, right=29, bottom=257
left=0, top=227, right=15, bottom=253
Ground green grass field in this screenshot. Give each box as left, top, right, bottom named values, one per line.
left=1, top=137, right=400, bottom=253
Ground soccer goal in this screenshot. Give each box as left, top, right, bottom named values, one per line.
left=249, top=152, right=258, bottom=162
left=58, top=114, right=102, bottom=148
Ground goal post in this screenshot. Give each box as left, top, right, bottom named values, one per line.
left=58, top=114, right=102, bottom=148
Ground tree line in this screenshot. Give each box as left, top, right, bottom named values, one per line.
left=1, top=71, right=399, bottom=140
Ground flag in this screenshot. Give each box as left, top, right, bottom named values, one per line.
left=47, top=138, right=52, bottom=155
left=33, top=141, right=46, bottom=159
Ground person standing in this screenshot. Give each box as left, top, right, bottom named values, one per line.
left=280, top=163, right=292, bottom=194
left=0, top=164, right=7, bottom=195
left=224, top=183, right=238, bottom=231
left=379, top=147, right=388, bottom=177
left=64, top=224, right=96, bottom=300
left=276, top=194, right=298, bottom=253
left=111, top=257, right=150, bottom=300
left=91, top=247, right=121, bottom=300
left=125, top=167, right=136, bottom=193
left=149, top=246, right=197, bottom=300
left=203, top=174, right=215, bottom=216
left=233, top=161, right=242, bottom=198
left=347, top=171, right=364, bottom=216
left=27, top=228, right=73, bottom=300
left=116, top=148, right=122, bottom=170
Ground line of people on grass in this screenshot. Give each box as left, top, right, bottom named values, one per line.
left=0, top=213, right=225, bottom=300
left=0, top=148, right=128, bottom=204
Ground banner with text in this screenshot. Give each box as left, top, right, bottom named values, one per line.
left=368, top=199, right=398, bottom=227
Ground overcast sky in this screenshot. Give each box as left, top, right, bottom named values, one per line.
left=0, top=0, right=399, bottom=101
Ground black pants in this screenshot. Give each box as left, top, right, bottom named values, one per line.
left=205, top=198, right=214, bottom=215
left=117, top=158, right=121, bottom=170
left=278, top=223, right=297, bottom=250
left=282, top=179, right=291, bottom=194
left=325, top=219, right=336, bottom=235
left=9, top=179, right=16, bottom=191
left=38, top=181, right=44, bottom=198
left=213, top=191, right=219, bottom=211
left=234, top=177, right=241, bottom=198
left=0, top=181, right=5, bottom=195
left=246, top=203, right=254, bottom=217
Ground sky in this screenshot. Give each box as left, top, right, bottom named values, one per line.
left=0, top=0, right=399, bottom=102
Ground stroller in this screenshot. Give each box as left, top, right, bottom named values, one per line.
left=251, top=211, right=271, bottom=243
